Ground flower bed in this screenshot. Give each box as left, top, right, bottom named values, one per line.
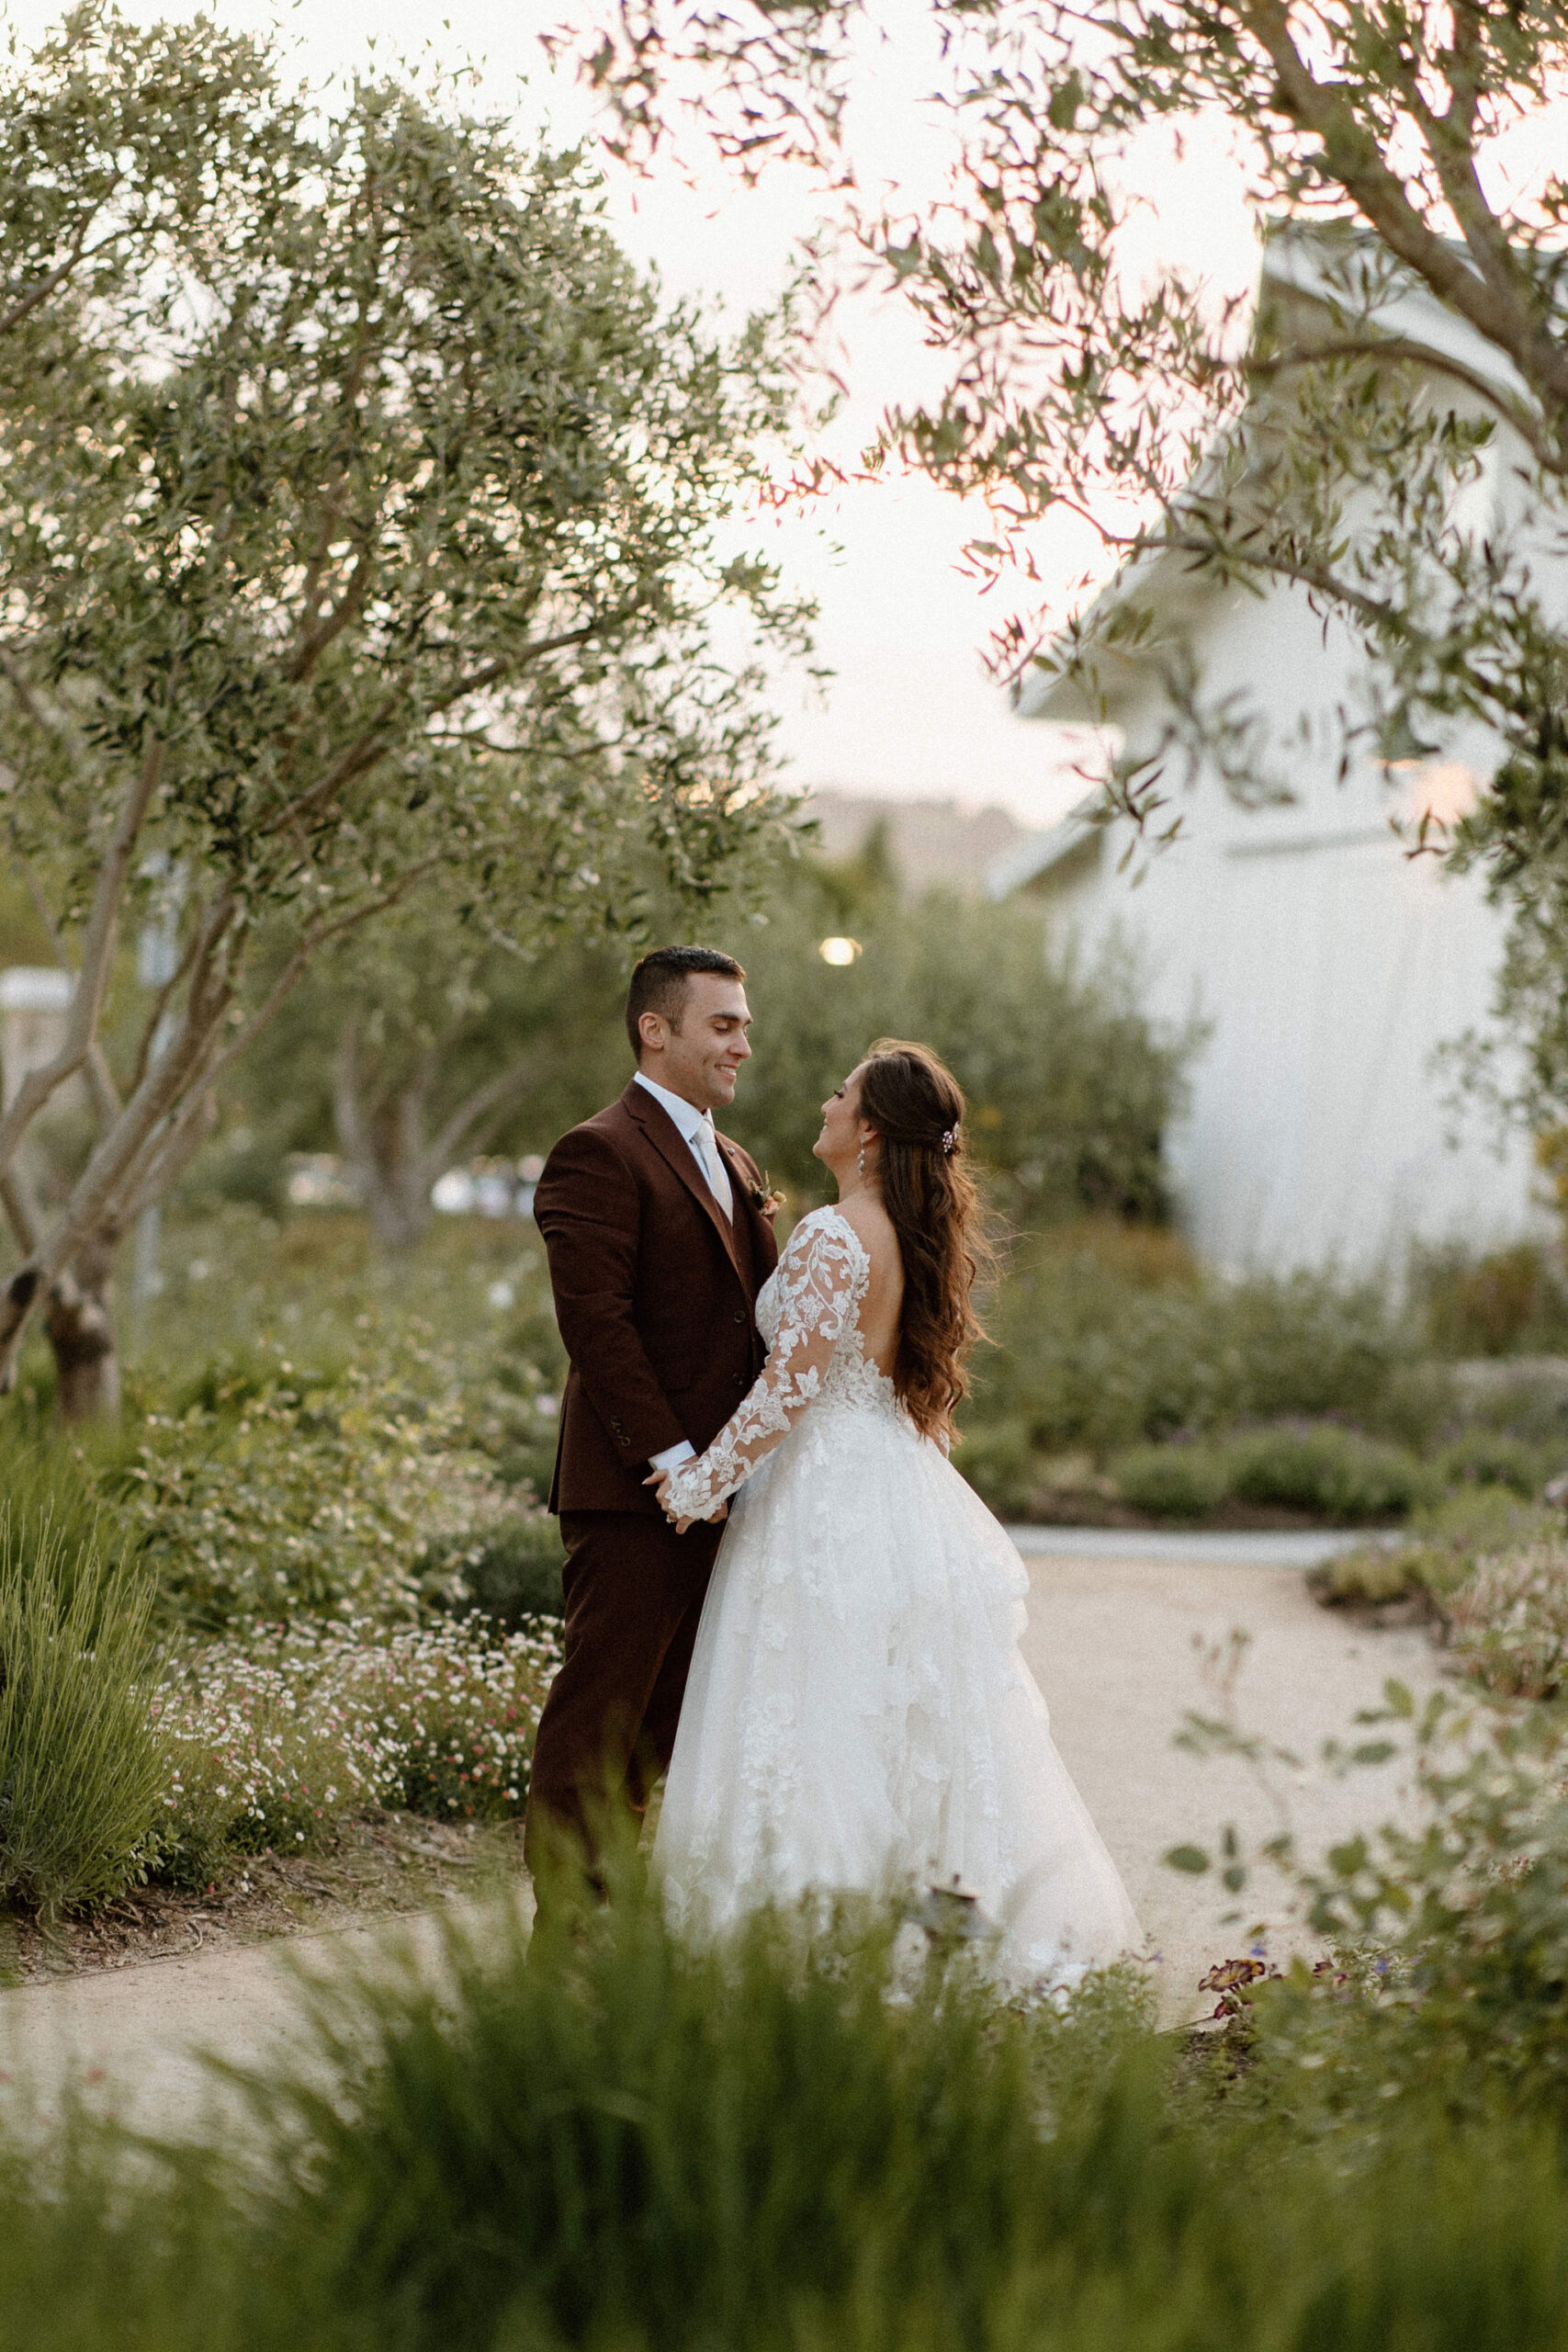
left=148, top=1613, right=562, bottom=1882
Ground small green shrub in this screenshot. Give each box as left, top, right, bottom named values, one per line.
left=967, top=1227, right=1416, bottom=1463
left=1436, top=1429, right=1554, bottom=1496
left=122, top=1345, right=501, bottom=1627
left=948, top=1419, right=1040, bottom=1518
left=1316, top=1491, right=1562, bottom=1613
left=1418, top=1486, right=1561, bottom=1555
left=1445, top=1541, right=1568, bottom=1699
left=1226, top=1423, right=1435, bottom=1520
left=1111, top=1424, right=1433, bottom=1523
left=1190, top=1686, right=1568, bottom=2134
left=1415, top=1240, right=1568, bottom=1357
left=1316, top=1539, right=1434, bottom=1608
left=1111, top=1442, right=1230, bottom=1520
left=17, top=1871, right=1568, bottom=2347
left=0, top=1513, right=167, bottom=1917
left=254, top=1882, right=1157, bottom=2352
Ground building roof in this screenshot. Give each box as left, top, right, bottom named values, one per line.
left=982, top=793, right=1103, bottom=899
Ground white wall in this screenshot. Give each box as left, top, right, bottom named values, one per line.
left=1032, top=584, right=1542, bottom=1278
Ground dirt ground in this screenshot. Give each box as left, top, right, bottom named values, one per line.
left=0, top=1549, right=1452, bottom=2140
left=1015, top=1552, right=1449, bottom=2016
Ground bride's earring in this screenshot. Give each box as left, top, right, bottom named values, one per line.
left=856, top=1137, right=866, bottom=1181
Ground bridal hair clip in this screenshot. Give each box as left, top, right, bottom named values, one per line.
left=941, top=1125, right=959, bottom=1156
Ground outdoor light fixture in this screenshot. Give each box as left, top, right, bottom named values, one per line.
left=818, top=936, right=862, bottom=967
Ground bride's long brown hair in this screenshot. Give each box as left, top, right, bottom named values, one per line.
left=857, top=1039, right=992, bottom=1442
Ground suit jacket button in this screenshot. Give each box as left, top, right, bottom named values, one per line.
left=733, top=1311, right=746, bottom=1325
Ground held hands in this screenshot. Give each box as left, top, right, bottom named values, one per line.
left=645, top=1466, right=727, bottom=1532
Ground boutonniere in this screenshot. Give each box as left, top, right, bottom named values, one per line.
left=749, top=1172, right=785, bottom=1219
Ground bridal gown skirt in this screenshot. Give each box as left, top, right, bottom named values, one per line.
left=654, top=1396, right=1143, bottom=1988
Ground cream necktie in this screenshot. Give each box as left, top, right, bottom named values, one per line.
left=695, top=1116, right=733, bottom=1219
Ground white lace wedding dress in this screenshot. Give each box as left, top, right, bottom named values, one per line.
left=656, top=1206, right=1142, bottom=1988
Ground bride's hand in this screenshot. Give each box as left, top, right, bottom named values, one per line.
left=644, top=1469, right=727, bottom=1532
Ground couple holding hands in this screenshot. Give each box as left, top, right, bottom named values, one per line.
left=524, top=944, right=1137, bottom=1986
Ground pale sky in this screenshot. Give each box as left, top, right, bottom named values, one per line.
left=26, top=0, right=1538, bottom=826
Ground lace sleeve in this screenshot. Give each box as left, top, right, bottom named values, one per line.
left=662, top=1215, right=863, bottom=1521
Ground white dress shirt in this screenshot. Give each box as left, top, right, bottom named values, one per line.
left=633, top=1071, right=734, bottom=1216
left=634, top=1069, right=737, bottom=1474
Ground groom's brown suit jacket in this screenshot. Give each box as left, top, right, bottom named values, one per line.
left=536, top=1079, right=779, bottom=1517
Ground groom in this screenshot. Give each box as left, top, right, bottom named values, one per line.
left=524, top=944, right=779, bottom=1894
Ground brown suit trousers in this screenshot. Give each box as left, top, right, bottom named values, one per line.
left=524, top=1080, right=777, bottom=1884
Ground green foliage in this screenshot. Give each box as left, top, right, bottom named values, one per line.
left=421, top=1515, right=567, bottom=1629
left=571, top=0, right=1568, bottom=894
left=966, top=1224, right=1413, bottom=1467
left=214, top=924, right=635, bottom=1250
left=727, top=862, right=1183, bottom=1222
left=0, top=1512, right=166, bottom=1917
left=1111, top=1442, right=1229, bottom=1521
left=119, top=1343, right=500, bottom=1629
left=1414, top=1241, right=1568, bottom=1360
left=1444, top=1541, right=1568, bottom=1701
left=1112, top=1425, right=1435, bottom=1524
left=241, top=1888, right=1150, bottom=2350
left=0, top=6, right=806, bottom=1386
left=1181, top=1685, right=1568, bottom=2138
left=1225, top=1424, right=1437, bottom=1520
left=150, top=1616, right=563, bottom=1879
left=1435, top=1427, right=1557, bottom=1496
left=1316, top=1490, right=1562, bottom=1613
left=17, top=1879, right=1568, bottom=2348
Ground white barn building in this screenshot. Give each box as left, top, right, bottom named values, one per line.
left=991, top=233, right=1546, bottom=1280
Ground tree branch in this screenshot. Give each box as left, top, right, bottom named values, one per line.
left=192, top=856, right=446, bottom=1102
left=1247, top=336, right=1560, bottom=472
left=1240, top=0, right=1568, bottom=414
left=425, top=1046, right=549, bottom=1177
left=0, top=1164, right=41, bottom=1257
left=284, top=546, right=373, bottom=684
left=0, top=206, right=121, bottom=340
left=0, top=740, right=164, bottom=1184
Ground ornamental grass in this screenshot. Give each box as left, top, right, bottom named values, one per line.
left=9, top=1871, right=1568, bottom=2349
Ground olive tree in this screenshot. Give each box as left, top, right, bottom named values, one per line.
left=0, top=8, right=807, bottom=1412
left=227, top=905, right=633, bottom=1253
left=572, top=2, right=1568, bottom=860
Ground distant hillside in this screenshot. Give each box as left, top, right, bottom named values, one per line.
left=799, top=790, right=1039, bottom=897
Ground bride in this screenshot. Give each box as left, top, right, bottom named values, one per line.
left=650, top=1038, right=1141, bottom=1988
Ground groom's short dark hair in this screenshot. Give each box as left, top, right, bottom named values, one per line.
left=626, top=945, right=745, bottom=1057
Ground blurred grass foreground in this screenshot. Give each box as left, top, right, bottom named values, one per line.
left=15, top=1842, right=1568, bottom=2352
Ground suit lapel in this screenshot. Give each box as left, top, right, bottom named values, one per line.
left=624, top=1081, right=748, bottom=1288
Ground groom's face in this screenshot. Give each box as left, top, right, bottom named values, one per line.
left=652, top=973, right=753, bottom=1111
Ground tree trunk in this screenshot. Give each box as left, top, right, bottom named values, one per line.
left=44, top=1232, right=120, bottom=1421
left=333, top=1024, right=437, bottom=1255
left=361, top=1138, right=436, bottom=1254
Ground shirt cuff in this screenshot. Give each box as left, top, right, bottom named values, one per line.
left=649, top=1439, right=696, bottom=1472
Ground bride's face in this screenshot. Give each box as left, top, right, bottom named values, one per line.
left=815, top=1063, right=869, bottom=1171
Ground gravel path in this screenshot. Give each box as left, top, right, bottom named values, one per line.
left=0, top=1544, right=1449, bottom=2138
left=1014, top=1550, right=1446, bottom=2018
